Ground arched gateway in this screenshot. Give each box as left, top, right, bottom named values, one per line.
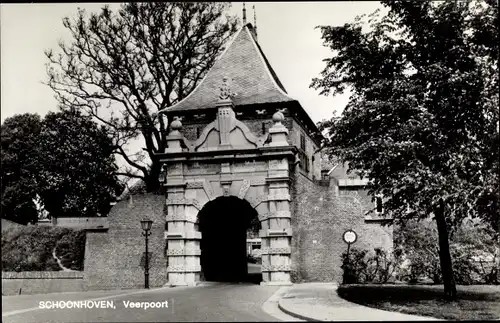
left=158, top=105, right=295, bottom=286
left=198, top=196, right=259, bottom=282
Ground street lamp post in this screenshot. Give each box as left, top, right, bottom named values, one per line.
left=141, top=218, right=153, bottom=289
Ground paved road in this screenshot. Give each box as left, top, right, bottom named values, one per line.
left=2, top=283, right=281, bottom=322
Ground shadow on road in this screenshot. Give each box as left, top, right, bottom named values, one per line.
left=245, top=272, right=262, bottom=284
left=199, top=263, right=262, bottom=285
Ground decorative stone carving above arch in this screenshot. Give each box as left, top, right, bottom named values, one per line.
left=179, top=116, right=268, bottom=152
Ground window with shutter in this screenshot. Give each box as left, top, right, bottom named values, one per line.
left=300, top=134, right=306, bottom=151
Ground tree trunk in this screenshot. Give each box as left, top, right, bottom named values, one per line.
left=434, top=197, right=457, bottom=300
left=145, top=162, right=162, bottom=193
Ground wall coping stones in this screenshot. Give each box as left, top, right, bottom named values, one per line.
left=2, top=271, right=84, bottom=279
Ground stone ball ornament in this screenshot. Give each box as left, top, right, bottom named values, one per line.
left=272, top=111, right=285, bottom=123
left=170, top=117, right=182, bottom=131
left=343, top=229, right=357, bottom=244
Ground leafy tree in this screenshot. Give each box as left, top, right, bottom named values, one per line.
left=37, top=109, right=123, bottom=218
left=1, top=111, right=123, bottom=223
left=1, top=114, right=43, bottom=224
left=312, top=0, right=498, bottom=299
left=45, top=2, right=239, bottom=191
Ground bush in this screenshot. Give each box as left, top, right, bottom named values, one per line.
left=341, top=247, right=397, bottom=284
left=1, top=226, right=86, bottom=271
left=341, top=248, right=367, bottom=284
left=394, top=219, right=499, bottom=285
left=290, top=269, right=302, bottom=283
left=55, top=230, right=86, bottom=270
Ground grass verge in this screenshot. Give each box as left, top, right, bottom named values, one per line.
left=337, top=284, right=500, bottom=320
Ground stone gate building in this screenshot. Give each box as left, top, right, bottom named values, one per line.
left=84, top=23, right=393, bottom=290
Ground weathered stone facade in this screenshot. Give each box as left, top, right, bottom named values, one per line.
left=157, top=97, right=296, bottom=285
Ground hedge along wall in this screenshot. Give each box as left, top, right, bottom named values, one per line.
left=290, top=170, right=393, bottom=283
left=84, top=193, right=168, bottom=290
left=2, top=225, right=86, bottom=272
left=2, top=271, right=86, bottom=296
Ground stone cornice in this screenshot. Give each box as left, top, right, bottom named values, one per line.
left=155, top=146, right=297, bottom=164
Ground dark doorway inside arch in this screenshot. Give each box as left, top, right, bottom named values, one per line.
left=198, top=196, right=261, bottom=283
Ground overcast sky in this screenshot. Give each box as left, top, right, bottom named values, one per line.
left=1, top=2, right=384, bottom=123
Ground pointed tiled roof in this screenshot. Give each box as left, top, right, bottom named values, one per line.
left=166, top=24, right=296, bottom=112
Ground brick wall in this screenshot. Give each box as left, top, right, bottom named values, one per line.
left=290, top=170, right=393, bottom=283
left=84, top=193, right=168, bottom=290
left=2, top=271, right=85, bottom=296
left=339, top=187, right=374, bottom=216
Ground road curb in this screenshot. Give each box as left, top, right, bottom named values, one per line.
left=277, top=299, right=317, bottom=321
left=262, top=286, right=304, bottom=321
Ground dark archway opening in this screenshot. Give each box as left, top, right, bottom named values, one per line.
left=198, top=196, right=261, bottom=283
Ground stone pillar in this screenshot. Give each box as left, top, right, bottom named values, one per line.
left=260, top=110, right=293, bottom=285
left=164, top=120, right=202, bottom=286
left=165, top=184, right=202, bottom=287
